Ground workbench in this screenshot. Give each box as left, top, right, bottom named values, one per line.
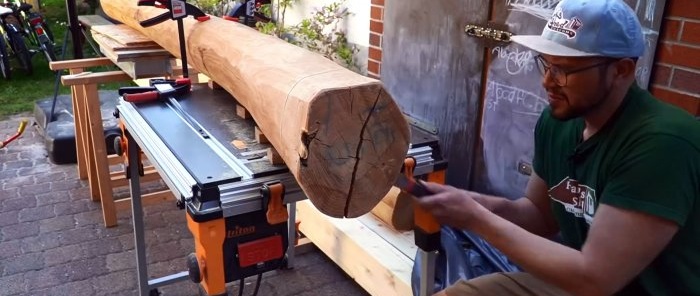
left=115, top=80, right=446, bottom=295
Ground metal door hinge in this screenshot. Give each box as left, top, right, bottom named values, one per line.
left=464, top=23, right=512, bottom=48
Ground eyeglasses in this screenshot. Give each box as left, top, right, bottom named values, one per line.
left=534, top=55, right=616, bottom=87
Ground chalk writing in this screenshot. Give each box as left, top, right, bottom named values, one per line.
left=507, top=0, right=558, bottom=20
left=485, top=80, right=547, bottom=116
left=492, top=46, right=536, bottom=75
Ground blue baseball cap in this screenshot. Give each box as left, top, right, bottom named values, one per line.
left=511, top=0, right=645, bottom=58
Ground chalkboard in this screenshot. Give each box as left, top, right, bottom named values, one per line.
left=472, top=0, right=667, bottom=199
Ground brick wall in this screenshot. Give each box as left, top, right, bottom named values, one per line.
left=650, top=0, right=700, bottom=115
left=367, top=0, right=384, bottom=79
left=367, top=1, right=700, bottom=114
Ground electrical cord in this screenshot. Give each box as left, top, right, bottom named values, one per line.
left=252, top=273, right=263, bottom=296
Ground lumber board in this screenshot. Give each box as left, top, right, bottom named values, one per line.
left=101, top=0, right=410, bottom=218
left=90, top=24, right=158, bottom=47
left=91, top=31, right=163, bottom=52
left=296, top=200, right=414, bottom=296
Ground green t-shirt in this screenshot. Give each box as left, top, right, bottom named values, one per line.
left=533, top=84, right=700, bottom=296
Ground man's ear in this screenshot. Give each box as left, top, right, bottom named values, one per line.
left=613, top=58, right=638, bottom=81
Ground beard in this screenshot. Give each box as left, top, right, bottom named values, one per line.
left=548, top=74, right=613, bottom=121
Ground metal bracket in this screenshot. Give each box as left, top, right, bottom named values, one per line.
left=464, top=22, right=512, bottom=49
left=404, top=113, right=438, bottom=135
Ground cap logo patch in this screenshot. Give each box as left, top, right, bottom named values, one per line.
left=546, top=8, right=583, bottom=39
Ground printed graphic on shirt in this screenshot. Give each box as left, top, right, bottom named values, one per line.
left=549, top=177, right=596, bottom=224
left=546, top=7, right=583, bottom=39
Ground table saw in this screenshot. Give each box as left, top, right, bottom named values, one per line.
left=115, top=83, right=446, bottom=296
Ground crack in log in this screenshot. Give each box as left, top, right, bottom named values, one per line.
left=344, top=91, right=381, bottom=217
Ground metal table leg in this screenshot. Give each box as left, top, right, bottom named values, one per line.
left=419, top=250, right=437, bottom=296
left=285, top=202, right=297, bottom=269
left=127, top=134, right=150, bottom=296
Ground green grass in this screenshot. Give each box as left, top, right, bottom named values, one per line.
left=0, top=0, right=129, bottom=119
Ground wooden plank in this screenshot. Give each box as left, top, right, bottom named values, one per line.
left=114, top=190, right=174, bottom=211
left=50, top=57, right=114, bottom=71
left=61, top=71, right=132, bottom=86
left=69, top=68, right=89, bottom=181
left=357, top=214, right=417, bottom=260
left=90, top=24, right=158, bottom=47
left=91, top=32, right=163, bottom=52
left=296, top=200, right=414, bottom=296
left=78, top=14, right=114, bottom=29
left=110, top=167, right=162, bottom=188
left=83, top=83, right=118, bottom=227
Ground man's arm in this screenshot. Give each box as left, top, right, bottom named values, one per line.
left=472, top=172, right=559, bottom=237
left=472, top=203, right=678, bottom=295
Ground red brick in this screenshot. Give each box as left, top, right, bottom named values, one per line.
left=659, top=19, right=681, bottom=42
left=656, top=42, right=700, bottom=70
left=368, top=59, right=381, bottom=75
left=670, top=68, right=700, bottom=94
left=369, top=32, right=381, bottom=47
left=681, top=21, right=700, bottom=45
left=667, top=0, right=700, bottom=19
left=650, top=64, right=672, bottom=86
left=370, top=20, right=384, bottom=34
left=650, top=85, right=700, bottom=115
left=371, top=5, right=383, bottom=21
left=371, top=0, right=384, bottom=6
left=368, top=46, right=382, bottom=61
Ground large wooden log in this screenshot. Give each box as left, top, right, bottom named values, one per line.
left=100, top=0, right=410, bottom=218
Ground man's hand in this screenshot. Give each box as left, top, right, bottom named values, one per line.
left=414, top=182, right=490, bottom=230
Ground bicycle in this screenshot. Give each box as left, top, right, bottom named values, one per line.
left=0, top=3, right=32, bottom=76
left=7, top=0, right=56, bottom=62
left=0, top=25, right=9, bottom=79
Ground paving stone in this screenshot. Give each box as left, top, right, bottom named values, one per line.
left=0, top=210, right=18, bottom=227
left=147, top=241, right=186, bottom=264
left=18, top=182, right=51, bottom=197
left=1, top=195, right=36, bottom=212
left=39, top=215, right=76, bottom=233
left=35, top=191, right=71, bottom=206
left=73, top=210, right=105, bottom=227
left=34, top=279, right=96, bottom=296
left=81, top=236, right=124, bottom=258
left=92, top=269, right=137, bottom=295
left=0, top=271, right=27, bottom=295
left=0, top=240, right=22, bottom=260
left=25, top=265, right=67, bottom=290
left=3, top=159, right=34, bottom=170
left=2, top=175, right=34, bottom=190
left=1, top=222, right=39, bottom=241
left=67, top=187, right=91, bottom=201
left=17, top=163, right=53, bottom=177
left=61, top=256, right=109, bottom=281
left=1, top=252, right=44, bottom=276
left=0, top=168, right=18, bottom=180
left=33, top=171, right=67, bottom=184
left=56, top=226, right=101, bottom=246
left=0, top=152, right=19, bottom=162
left=19, top=204, right=56, bottom=222
left=106, top=250, right=136, bottom=272
left=21, top=231, right=61, bottom=253
left=50, top=179, right=84, bottom=192
left=43, top=243, right=85, bottom=267
left=53, top=199, right=92, bottom=216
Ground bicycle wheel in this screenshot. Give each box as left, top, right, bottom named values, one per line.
left=40, top=37, right=56, bottom=62
left=0, top=36, right=10, bottom=80
left=42, top=21, right=54, bottom=43
left=9, top=30, right=32, bottom=75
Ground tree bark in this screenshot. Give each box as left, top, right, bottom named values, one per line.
left=100, top=0, right=410, bottom=218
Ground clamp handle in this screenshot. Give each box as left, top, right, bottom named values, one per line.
left=123, top=91, right=159, bottom=103
left=261, top=182, right=288, bottom=225
left=404, top=157, right=441, bottom=252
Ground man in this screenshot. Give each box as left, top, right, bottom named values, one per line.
left=416, top=0, right=700, bottom=295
